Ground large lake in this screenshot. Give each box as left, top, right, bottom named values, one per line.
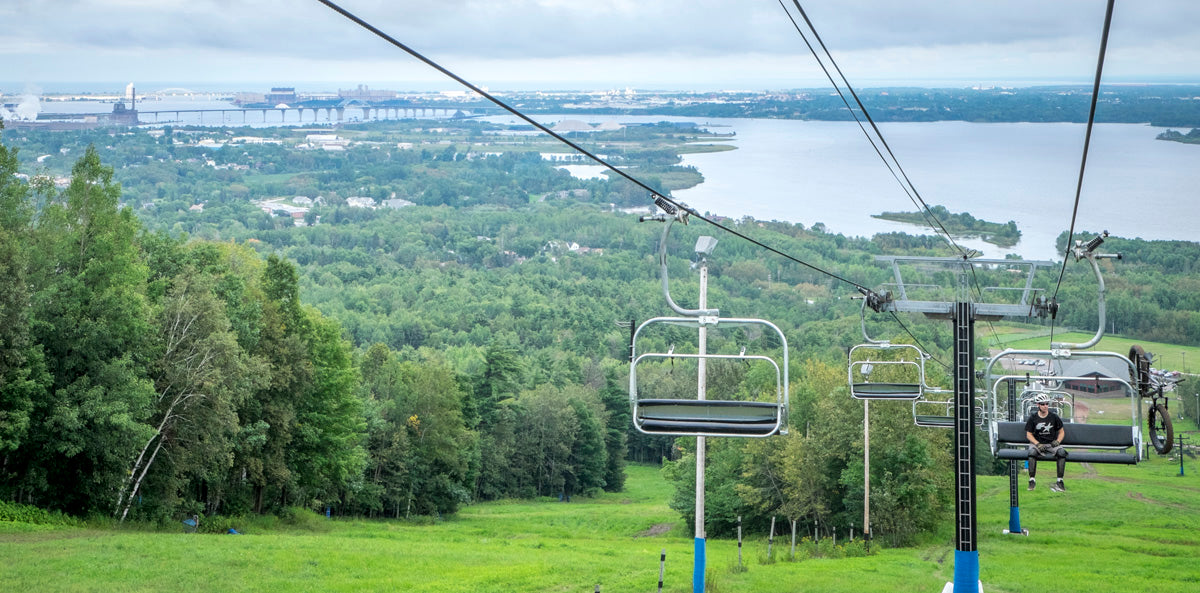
left=491, top=115, right=1199, bottom=261
left=674, top=119, right=1199, bottom=261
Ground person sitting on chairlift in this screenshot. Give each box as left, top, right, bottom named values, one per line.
left=1025, top=392, right=1067, bottom=493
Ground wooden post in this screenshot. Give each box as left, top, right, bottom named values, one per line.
left=790, top=519, right=797, bottom=559
left=737, top=516, right=743, bottom=568
left=768, top=516, right=776, bottom=560
left=658, top=549, right=666, bottom=593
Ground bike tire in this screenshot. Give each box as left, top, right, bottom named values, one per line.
left=1148, top=403, right=1174, bottom=455
left=1129, top=345, right=1152, bottom=397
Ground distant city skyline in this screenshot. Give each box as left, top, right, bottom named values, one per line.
left=3, top=1, right=1200, bottom=95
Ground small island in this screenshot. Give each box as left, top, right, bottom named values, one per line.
left=1156, top=128, right=1200, bottom=144
left=873, top=205, right=1022, bottom=248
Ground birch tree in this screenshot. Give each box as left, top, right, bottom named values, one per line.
left=115, top=273, right=252, bottom=521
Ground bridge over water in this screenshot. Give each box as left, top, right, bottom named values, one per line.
left=137, top=104, right=491, bottom=125
left=29, top=104, right=493, bottom=127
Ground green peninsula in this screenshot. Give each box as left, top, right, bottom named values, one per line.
left=1157, top=128, right=1200, bottom=144
left=873, top=205, right=1021, bottom=248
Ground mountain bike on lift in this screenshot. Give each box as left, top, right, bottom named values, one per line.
left=1129, top=344, right=1176, bottom=454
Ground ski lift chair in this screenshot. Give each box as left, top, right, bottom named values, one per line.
left=989, top=374, right=1142, bottom=465
left=629, top=210, right=789, bottom=438
left=631, top=317, right=789, bottom=438
left=848, top=299, right=927, bottom=400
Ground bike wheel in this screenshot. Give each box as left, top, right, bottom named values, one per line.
left=1148, top=403, right=1174, bottom=454
left=1129, top=345, right=1152, bottom=397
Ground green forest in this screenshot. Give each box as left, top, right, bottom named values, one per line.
left=2, top=118, right=1199, bottom=546
left=513, top=85, right=1200, bottom=127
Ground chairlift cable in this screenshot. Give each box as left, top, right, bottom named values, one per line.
left=779, top=0, right=971, bottom=259
left=888, top=311, right=951, bottom=372
left=315, top=0, right=874, bottom=293
left=1049, top=0, right=1117, bottom=344
left=783, top=1, right=1010, bottom=352
left=782, top=0, right=1003, bottom=324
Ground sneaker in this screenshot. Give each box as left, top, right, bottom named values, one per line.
left=1027, top=478, right=1036, bottom=491
left=1051, top=480, right=1065, bottom=493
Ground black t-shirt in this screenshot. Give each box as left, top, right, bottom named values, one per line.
left=1025, top=411, right=1063, bottom=444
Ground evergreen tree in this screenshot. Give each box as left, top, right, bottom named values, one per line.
left=0, top=129, right=45, bottom=466
left=20, top=146, right=156, bottom=513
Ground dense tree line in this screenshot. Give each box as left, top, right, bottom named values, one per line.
left=524, top=86, right=1200, bottom=127
left=0, top=134, right=629, bottom=523
left=0, top=139, right=367, bottom=518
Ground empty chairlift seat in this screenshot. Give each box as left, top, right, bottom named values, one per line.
left=848, top=343, right=926, bottom=400
left=912, top=389, right=955, bottom=427
left=636, top=399, right=782, bottom=436
left=630, top=317, right=789, bottom=438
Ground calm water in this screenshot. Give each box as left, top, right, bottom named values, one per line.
left=673, top=119, right=1200, bottom=261
left=490, top=115, right=1199, bottom=261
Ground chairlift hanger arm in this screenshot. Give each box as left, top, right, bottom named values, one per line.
left=641, top=212, right=719, bottom=319
left=1052, top=231, right=1122, bottom=350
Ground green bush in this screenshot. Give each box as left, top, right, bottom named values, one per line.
left=0, top=500, right=80, bottom=526
left=280, top=506, right=332, bottom=532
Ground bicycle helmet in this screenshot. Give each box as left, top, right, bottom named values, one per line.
left=1032, top=392, right=1052, bottom=404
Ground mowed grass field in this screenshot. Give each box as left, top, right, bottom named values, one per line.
left=1001, top=331, right=1200, bottom=374
left=2, top=458, right=1199, bottom=593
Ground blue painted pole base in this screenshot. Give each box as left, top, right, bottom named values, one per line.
left=1007, top=507, right=1022, bottom=534
left=952, top=550, right=980, bottom=593
left=694, top=537, right=706, bottom=593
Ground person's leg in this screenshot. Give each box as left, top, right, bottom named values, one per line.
left=1054, top=447, right=1067, bottom=491
left=1027, top=446, right=1039, bottom=489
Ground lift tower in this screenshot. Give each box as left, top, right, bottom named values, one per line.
left=866, top=255, right=1055, bottom=593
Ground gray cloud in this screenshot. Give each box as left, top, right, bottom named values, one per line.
left=3, top=0, right=1198, bottom=88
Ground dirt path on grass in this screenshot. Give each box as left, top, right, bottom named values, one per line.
left=635, top=523, right=673, bottom=537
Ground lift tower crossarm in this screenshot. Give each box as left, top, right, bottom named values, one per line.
left=872, top=256, right=1057, bottom=321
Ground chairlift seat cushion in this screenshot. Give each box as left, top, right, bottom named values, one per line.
left=638, top=418, right=780, bottom=436
left=914, top=415, right=955, bottom=428
left=994, top=448, right=1137, bottom=465
left=637, top=399, right=779, bottom=423
left=851, top=382, right=922, bottom=400
left=636, top=400, right=781, bottom=436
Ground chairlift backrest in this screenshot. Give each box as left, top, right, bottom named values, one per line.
left=1017, top=387, right=1073, bottom=421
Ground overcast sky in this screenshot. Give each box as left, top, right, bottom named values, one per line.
left=3, top=0, right=1200, bottom=94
